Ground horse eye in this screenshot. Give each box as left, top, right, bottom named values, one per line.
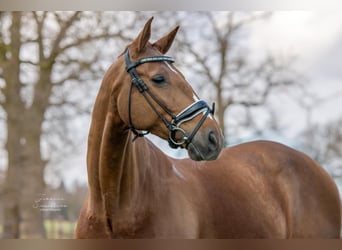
left=151, top=74, right=166, bottom=85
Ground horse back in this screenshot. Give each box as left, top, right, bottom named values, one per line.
left=189, top=140, right=341, bottom=238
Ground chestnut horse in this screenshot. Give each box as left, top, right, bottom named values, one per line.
left=75, top=18, right=341, bottom=238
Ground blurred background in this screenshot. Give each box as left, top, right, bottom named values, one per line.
left=0, top=11, right=341, bottom=238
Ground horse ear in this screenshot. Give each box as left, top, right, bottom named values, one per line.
left=152, top=25, right=179, bottom=54
left=131, top=17, right=153, bottom=55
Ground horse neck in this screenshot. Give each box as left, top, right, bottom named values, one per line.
left=86, top=68, right=171, bottom=215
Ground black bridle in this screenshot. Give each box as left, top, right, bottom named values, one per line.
left=125, top=48, right=215, bottom=149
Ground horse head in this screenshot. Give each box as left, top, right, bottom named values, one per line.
left=114, top=17, right=224, bottom=161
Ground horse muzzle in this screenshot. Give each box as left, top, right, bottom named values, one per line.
left=167, top=100, right=223, bottom=161
left=187, top=128, right=223, bottom=161
left=168, top=100, right=215, bottom=148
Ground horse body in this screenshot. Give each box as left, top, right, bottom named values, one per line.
left=188, top=141, right=341, bottom=238
left=75, top=18, right=341, bottom=238
left=76, top=130, right=341, bottom=238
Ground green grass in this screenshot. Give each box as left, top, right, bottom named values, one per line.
left=0, top=220, right=76, bottom=239
left=44, top=219, right=76, bottom=239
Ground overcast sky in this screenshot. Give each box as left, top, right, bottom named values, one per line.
left=249, top=11, right=342, bottom=128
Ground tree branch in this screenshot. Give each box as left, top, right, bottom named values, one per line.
left=178, top=38, right=216, bottom=83
left=32, top=11, right=47, bottom=61
left=233, top=12, right=272, bottom=31
left=52, top=51, right=102, bottom=87
left=49, top=11, right=81, bottom=61
left=20, top=60, right=38, bottom=66
left=57, top=31, right=128, bottom=55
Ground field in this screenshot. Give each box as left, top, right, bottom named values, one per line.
left=44, top=219, right=76, bottom=239
left=0, top=220, right=76, bottom=239
left=1, top=220, right=342, bottom=238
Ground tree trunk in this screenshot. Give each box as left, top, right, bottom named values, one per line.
left=1, top=11, right=47, bottom=239
left=19, top=117, right=47, bottom=238
left=1, top=11, right=24, bottom=239
left=216, top=81, right=228, bottom=146
left=2, top=140, right=21, bottom=238
left=18, top=71, right=51, bottom=238
left=3, top=102, right=47, bottom=238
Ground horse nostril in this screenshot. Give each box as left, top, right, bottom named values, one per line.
left=208, top=131, right=218, bottom=151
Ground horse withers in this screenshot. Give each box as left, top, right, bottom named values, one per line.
left=75, top=17, right=341, bottom=238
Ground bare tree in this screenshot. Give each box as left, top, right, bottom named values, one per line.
left=301, top=118, right=342, bottom=188
left=174, top=12, right=305, bottom=145
left=299, top=91, right=342, bottom=182
left=0, top=11, right=137, bottom=238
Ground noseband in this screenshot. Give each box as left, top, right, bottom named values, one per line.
left=125, top=49, right=215, bottom=149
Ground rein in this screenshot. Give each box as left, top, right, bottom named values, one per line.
left=125, top=48, right=215, bottom=149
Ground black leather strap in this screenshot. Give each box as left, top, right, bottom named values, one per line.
left=124, top=48, right=215, bottom=149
